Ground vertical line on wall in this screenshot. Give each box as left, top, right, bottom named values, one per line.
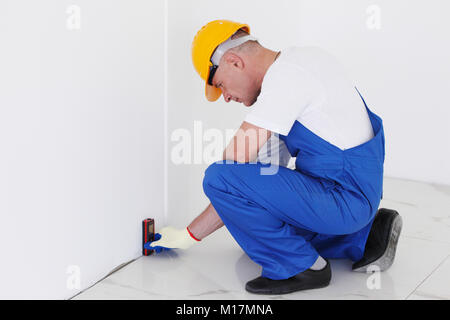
left=163, top=0, right=169, bottom=226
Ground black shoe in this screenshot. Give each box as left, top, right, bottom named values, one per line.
left=352, top=208, right=403, bottom=272
left=245, top=260, right=331, bottom=295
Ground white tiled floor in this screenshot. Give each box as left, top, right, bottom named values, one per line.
left=73, top=177, right=450, bottom=300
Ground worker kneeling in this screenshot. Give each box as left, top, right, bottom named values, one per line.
left=145, top=20, right=403, bottom=295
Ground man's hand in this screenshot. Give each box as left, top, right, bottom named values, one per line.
left=144, top=226, right=200, bottom=252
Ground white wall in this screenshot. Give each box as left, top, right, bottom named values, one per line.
left=166, top=0, right=450, bottom=225
left=0, top=0, right=165, bottom=299
left=295, top=0, right=450, bottom=186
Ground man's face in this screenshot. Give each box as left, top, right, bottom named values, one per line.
left=211, top=52, right=261, bottom=107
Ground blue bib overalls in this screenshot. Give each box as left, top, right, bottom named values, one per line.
left=203, top=90, right=385, bottom=280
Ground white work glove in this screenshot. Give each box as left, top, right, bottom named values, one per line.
left=144, top=226, right=200, bottom=252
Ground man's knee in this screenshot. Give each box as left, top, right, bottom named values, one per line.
left=203, top=161, right=235, bottom=196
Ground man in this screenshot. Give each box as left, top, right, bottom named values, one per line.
left=145, top=20, right=403, bottom=295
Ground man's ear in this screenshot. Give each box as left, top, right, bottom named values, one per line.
left=224, top=52, right=244, bottom=70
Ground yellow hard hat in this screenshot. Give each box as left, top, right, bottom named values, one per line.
left=191, top=20, right=250, bottom=102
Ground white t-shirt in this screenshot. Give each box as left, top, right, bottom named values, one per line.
left=246, top=46, right=374, bottom=152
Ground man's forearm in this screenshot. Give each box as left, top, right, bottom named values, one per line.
left=187, top=203, right=224, bottom=240
left=187, top=122, right=271, bottom=240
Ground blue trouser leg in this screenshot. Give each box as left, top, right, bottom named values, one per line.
left=202, top=161, right=374, bottom=280
left=310, top=219, right=375, bottom=260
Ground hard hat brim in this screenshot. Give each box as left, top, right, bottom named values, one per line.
left=205, top=82, right=222, bottom=102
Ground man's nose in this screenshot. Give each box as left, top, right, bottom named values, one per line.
left=223, top=92, right=232, bottom=103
